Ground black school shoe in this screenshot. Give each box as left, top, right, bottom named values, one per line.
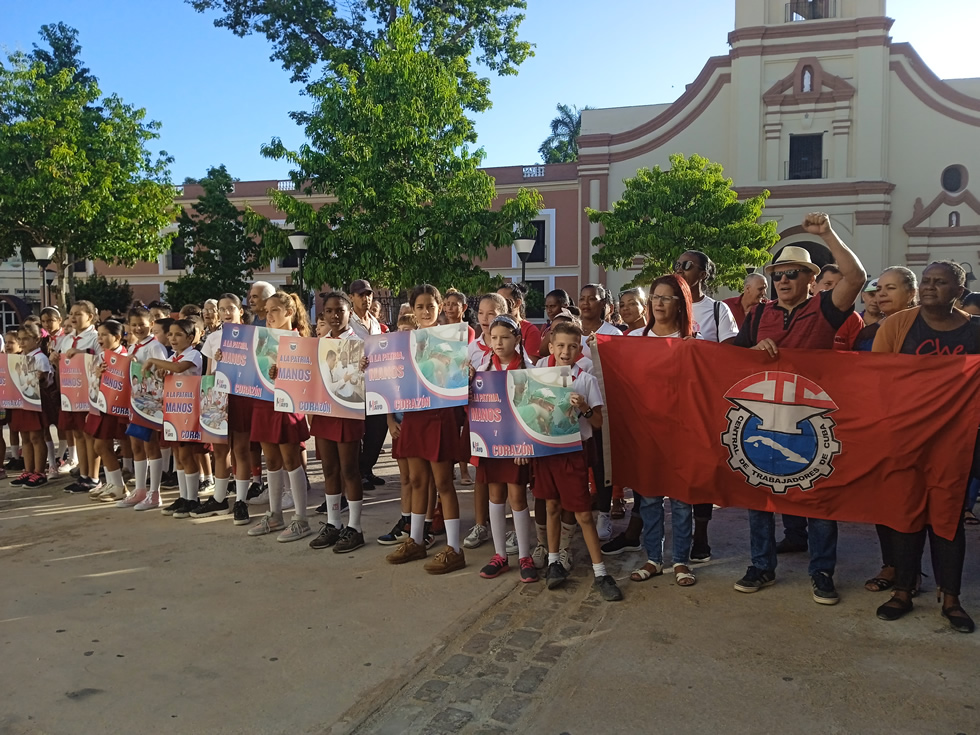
left=811, top=572, right=840, bottom=605
left=173, top=499, right=200, bottom=519
left=310, top=522, right=341, bottom=549
left=161, top=497, right=185, bottom=517
left=191, top=497, right=230, bottom=518
left=546, top=561, right=569, bottom=590
left=333, top=527, right=365, bottom=554
left=233, top=500, right=251, bottom=526
left=594, top=575, right=623, bottom=601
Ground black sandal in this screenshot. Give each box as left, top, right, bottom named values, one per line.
left=876, top=596, right=913, bottom=621
left=941, top=605, right=976, bottom=634
left=864, top=574, right=894, bottom=592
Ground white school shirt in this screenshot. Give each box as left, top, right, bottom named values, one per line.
left=571, top=370, right=603, bottom=441
left=472, top=346, right=534, bottom=372
left=26, top=348, right=54, bottom=387
left=69, top=325, right=99, bottom=354
left=172, top=348, right=203, bottom=377
left=128, top=335, right=168, bottom=365
left=692, top=296, right=738, bottom=343
left=467, top=335, right=492, bottom=368
left=201, top=329, right=222, bottom=362
left=579, top=321, right=622, bottom=359
left=533, top=355, right=595, bottom=375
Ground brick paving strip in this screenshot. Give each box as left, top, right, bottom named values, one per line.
left=331, top=552, right=632, bottom=735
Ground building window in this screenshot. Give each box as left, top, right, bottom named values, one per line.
left=73, top=259, right=87, bottom=273
left=787, top=134, right=825, bottom=180
left=279, top=253, right=299, bottom=268
left=526, top=220, right=546, bottom=264
left=786, top=0, right=836, bottom=22
left=950, top=211, right=960, bottom=228
left=166, top=237, right=186, bottom=271
left=802, top=66, right=814, bottom=93
left=942, top=165, right=967, bottom=193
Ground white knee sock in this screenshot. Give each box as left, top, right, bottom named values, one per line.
left=288, top=467, right=307, bottom=519
left=348, top=500, right=363, bottom=532
left=106, top=468, right=124, bottom=489
left=445, top=518, right=461, bottom=553
left=267, top=469, right=283, bottom=515
left=513, top=507, right=532, bottom=559
left=185, top=472, right=200, bottom=502
left=235, top=479, right=249, bottom=502
left=122, top=457, right=134, bottom=473
left=410, top=512, right=426, bottom=545
left=176, top=470, right=187, bottom=499
left=148, top=458, right=163, bottom=494
left=134, top=460, right=148, bottom=491
left=214, top=477, right=229, bottom=502
left=489, top=502, right=508, bottom=558
left=326, top=494, right=343, bottom=528
left=161, top=447, right=172, bottom=472
left=46, top=441, right=56, bottom=470
left=68, top=445, right=77, bottom=463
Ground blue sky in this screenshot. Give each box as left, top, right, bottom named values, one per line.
left=4, top=0, right=978, bottom=182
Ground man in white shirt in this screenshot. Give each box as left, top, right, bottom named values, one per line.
left=347, top=279, right=387, bottom=489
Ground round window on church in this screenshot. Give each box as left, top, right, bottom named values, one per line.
left=941, top=165, right=967, bottom=193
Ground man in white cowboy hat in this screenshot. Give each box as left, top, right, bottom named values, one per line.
left=732, top=212, right=867, bottom=606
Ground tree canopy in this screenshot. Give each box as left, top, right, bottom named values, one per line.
left=0, top=24, right=177, bottom=310
left=187, top=0, right=533, bottom=112
left=588, top=154, right=778, bottom=291
left=74, top=274, right=134, bottom=317
left=538, top=103, right=592, bottom=163
left=255, top=12, right=541, bottom=296
left=166, top=165, right=265, bottom=307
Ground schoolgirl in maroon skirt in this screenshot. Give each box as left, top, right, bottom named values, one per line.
left=245, top=291, right=312, bottom=543
left=85, top=321, right=132, bottom=502
left=384, top=284, right=466, bottom=575
left=307, top=292, right=367, bottom=554
left=59, top=301, right=101, bottom=492
left=8, top=323, right=56, bottom=487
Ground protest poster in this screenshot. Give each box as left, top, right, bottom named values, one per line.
left=469, top=367, right=582, bottom=458
left=364, top=323, right=468, bottom=416
left=200, top=375, right=228, bottom=443
left=0, top=354, right=22, bottom=409
left=91, top=352, right=133, bottom=419
left=8, top=354, right=43, bottom=412
left=274, top=336, right=365, bottom=419
left=214, top=323, right=289, bottom=402
left=129, top=360, right=164, bottom=430
left=59, top=354, right=94, bottom=412
left=163, top=375, right=203, bottom=443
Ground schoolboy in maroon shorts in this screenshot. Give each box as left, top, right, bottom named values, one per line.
left=530, top=321, right=622, bottom=602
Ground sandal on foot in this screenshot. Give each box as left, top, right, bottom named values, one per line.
left=864, top=567, right=895, bottom=592
left=876, top=596, right=913, bottom=621
left=630, top=561, right=663, bottom=582
left=673, top=564, right=696, bottom=587
left=964, top=510, right=980, bottom=526
left=941, top=605, right=976, bottom=634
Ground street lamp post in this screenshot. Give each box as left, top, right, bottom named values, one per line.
left=288, top=231, right=310, bottom=308
left=513, top=238, right=536, bottom=286
left=31, top=245, right=56, bottom=309
left=44, top=270, right=56, bottom=309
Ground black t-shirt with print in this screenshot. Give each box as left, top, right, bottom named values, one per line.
left=900, top=313, right=980, bottom=356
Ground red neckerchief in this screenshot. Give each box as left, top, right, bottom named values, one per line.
left=130, top=336, right=153, bottom=356
left=546, top=354, right=585, bottom=367
left=475, top=336, right=491, bottom=355
left=27, top=348, right=42, bottom=358
left=490, top=353, right=523, bottom=371
left=545, top=355, right=583, bottom=378
left=172, top=351, right=187, bottom=363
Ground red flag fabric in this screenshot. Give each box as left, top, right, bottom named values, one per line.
left=595, top=335, right=980, bottom=540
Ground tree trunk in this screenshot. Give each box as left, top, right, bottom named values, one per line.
left=55, top=250, right=69, bottom=314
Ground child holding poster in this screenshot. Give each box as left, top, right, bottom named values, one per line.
left=61, top=301, right=102, bottom=494
left=8, top=323, right=55, bottom=488
left=384, top=285, right=466, bottom=574
left=118, top=306, right=170, bottom=511
left=532, top=321, right=622, bottom=601
left=143, top=319, right=206, bottom=518
left=194, top=293, right=247, bottom=523
left=472, top=315, right=537, bottom=583
left=86, top=321, right=131, bottom=503
left=307, top=292, right=367, bottom=553
left=246, top=291, right=313, bottom=542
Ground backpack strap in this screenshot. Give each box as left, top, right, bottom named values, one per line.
left=713, top=301, right=721, bottom=342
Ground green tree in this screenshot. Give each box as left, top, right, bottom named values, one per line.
left=538, top=103, right=592, bottom=164
left=254, top=13, right=542, bottom=295
left=187, top=0, right=533, bottom=112
left=74, top=274, right=134, bottom=316
left=0, top=25, right=177, bottom=311
left=588, top=154, right=778, bottom=291
left=166, top=165, right=264, bottom=307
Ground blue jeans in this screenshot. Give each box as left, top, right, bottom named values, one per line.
left=748, top=510, right=837, bottom=577
left=638, top=495, right=693, bottom=567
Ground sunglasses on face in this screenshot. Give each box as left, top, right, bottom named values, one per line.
left=771, top=270, right=804, bottom=282
left=673, top=260, right=698, bottom=272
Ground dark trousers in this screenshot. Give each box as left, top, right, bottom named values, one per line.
left=693, top=503, right=713, bottom=522
left=593, top=428, right=612, bottom=512
left=890, top=519, right=966, bottom=596
left=359, top=414, right=389, bottom=478
left=781, top=514, right=809, bottom=545
left=875, top=524, right=896, bottom=568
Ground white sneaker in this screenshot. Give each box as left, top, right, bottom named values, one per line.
left=281, top=490, right=294, bottom=510
left=559, top=548, right=574, bottom=572
left=596, top=512, right=612, bottom=541
left=89, top=484, right=105, bottom=499
left=462, top=524, right=490, bottom=549
left=99, top=484, right=126, bottom=502
left=58, top=459, right=78, bottom=475
left=116, top=489, right=147, bottom=508
left=505, top=530, right=518, bottom=556
left=46, top=467, right=60, bottom=481
left=134, top=490, right=161, bottom=511
left=531, top=543, right=548, bottom=570
left=246, top=487, right=269, bottom=505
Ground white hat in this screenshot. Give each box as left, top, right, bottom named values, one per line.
left=764, top=246, right=820, bottom=275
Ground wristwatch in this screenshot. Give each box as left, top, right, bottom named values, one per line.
left=580, top=407, right=594, bottom=419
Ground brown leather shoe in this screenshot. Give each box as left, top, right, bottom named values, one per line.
left=423, top=546, right=466, bottom=575
left=386, top=538, right=427, bottom=564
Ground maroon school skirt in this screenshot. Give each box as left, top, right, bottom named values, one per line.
left=475, top=457, right=529, bottom=486
left=310, top=415, right=364, bottom=444
left=397, top=408, right=462, bottom=464
left=84, top=412, right=127, bottom=441
left=250, top=399, right=310, bottom=445
left=9, top=409, right=44, bottom=433
left=59, top=410, right=88, bottom=433
left=227, top=393, right=252, bottom=435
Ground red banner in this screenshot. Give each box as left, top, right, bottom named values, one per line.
left=595, top=336, right=980, bottom=540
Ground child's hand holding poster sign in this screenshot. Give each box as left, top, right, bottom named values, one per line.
left=469, top=366, right=582, bottom=458
left=364, top=323, right=468, bottom=416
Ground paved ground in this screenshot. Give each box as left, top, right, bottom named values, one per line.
left=2, top=450, right=979, bottom=735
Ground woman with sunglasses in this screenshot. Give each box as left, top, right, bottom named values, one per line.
left=673, top=251, right=739, bottom=345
